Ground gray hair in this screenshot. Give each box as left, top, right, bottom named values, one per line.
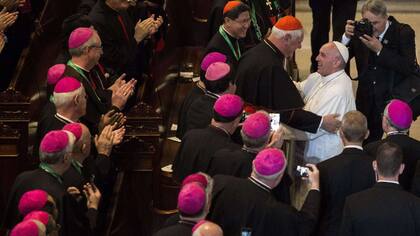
left=362, top=0, right=388, bottom=17
left=68, top=34, right=97, bottom=57
left=39, top=131, right=75, bottom=164
left=240, top=130, right=271, bottom=148
left=341, top=111, right=368, bottom=142
left=53, top=86, right=84, bottom=109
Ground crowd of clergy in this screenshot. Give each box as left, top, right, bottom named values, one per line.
left=2, top=0, right=420, bottom=235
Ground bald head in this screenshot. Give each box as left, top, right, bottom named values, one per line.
left=192, top=221, right=223, bottom=236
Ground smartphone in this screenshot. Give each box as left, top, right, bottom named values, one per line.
left=269, top=113, right=280, bottom=130
left=241, top=228, right=252, bottom=236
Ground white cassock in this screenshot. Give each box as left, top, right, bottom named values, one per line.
left=285, top=69, right=356, bottom=163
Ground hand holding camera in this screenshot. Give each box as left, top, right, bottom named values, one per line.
left=296, top=164, right=320, bottom=191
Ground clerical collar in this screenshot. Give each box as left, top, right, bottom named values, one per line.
left=222, top=25, right=237, bottom=40
left=242, top=146, right=259, bottom=154
left=387, top=130, right=408, bottom=136
left=248, top=176, right=271, bottom=192
left=71, top=160, right=83, bottom=175
left=263, top=39, right=283, bottom=59
left=205, top=90, right=220, bottom=99
left=55, top=113, right=75, bottom=124
left=378, top=180, right=399, bottom=185
left=39, top=163, right=63, bottom=184
left=178, top=219, right=197, bottom=226
left=344, top=145, right=363, bottom=151
left=377, top=20, right=391, bottom=42
left=210, top=125, right=231, bottom=137
left=69, top=60, right=90, bottom=72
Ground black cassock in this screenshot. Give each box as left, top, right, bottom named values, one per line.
left=206, top=28, right=242, bottom=69
left=236, top=39, right=321, bottom=133
left=208, top=175, right=278, bottom=235
left=3, top=169, right=68, bottom=234
left=208, top=0, right=291, bottom=49
left=172, top=126, right=240, bottom=182
left=153, top=220, right=195, bottom=236
left=176, top=83, right=206, bottom=139
left=208, top=147, right=292, bottom=204
left=179, top=94, right=218, bottom=140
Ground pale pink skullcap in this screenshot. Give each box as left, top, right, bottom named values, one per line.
left=200, top=52, right=227, bottom=71
left=386, top=99, right=413, bottom=129
left=177, top=183, right=206, bottom=215
left=47, top=64, right=66, bottom=85
left=23, top=211, right=49, bottom=226
left=205, top=62, right=231, bottom=81
left=63, top=123, right=83, bottom=141
left=40, top=130, right=69, bottom=154
left=10, top=220, right=40, bottom=236
left=242, top=112, right=270, bottom=138
left=54, top=77, right=81, bottom=93
left=182, top=173, right=208, bottom=188
left=192, top=220, right=207, bottom=233
left=18, top=190, right=48, bottom=216
left=253, top=148, right=286, bottom=176
left=68, top=27, right=94, bottom=49
left=214, top=94, right=244, bottom=118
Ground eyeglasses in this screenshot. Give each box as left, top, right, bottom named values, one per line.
left=234, top=18, right=251, bottom=26
left=89, top=45, right=103, bottom=50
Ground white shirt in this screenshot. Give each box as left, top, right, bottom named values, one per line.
left=290, top=70, right=356, bottom=163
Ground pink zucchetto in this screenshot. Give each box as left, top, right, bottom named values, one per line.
left=24, top=211, right=50, bottom=226
left=253, top=148, right=286, bottom=177
left=214, top=94, right=244, bottom=119
left=205, top=62, right=231, bottom=81
left=201, top=52, right=227, bottom=71
left=63, top=123, right=83, bottom=141
left=40, top=130, right=70, bottom=154
left=177, top=183, right=206, bottom=215
left=18, top=190, right=48, bottom=216
left=47, top=64, right=66, bottom=85
left=10, top=220, right=40, bottom=236
left=385, top=99, right=413, bottom=130
left=182, top=173, right=209, bottom=188
left=54, top=77, right=81, bottom=93
left=68, top=27, right=93, bottom=49
left=242, top=112, right=270, bottom=139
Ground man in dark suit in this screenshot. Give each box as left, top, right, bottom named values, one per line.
left=206, top=1, right=250, bottom=67
left=342, top=0, right=417, bottom=144
left=365, top=99, right=420, bottom=191
left=317, top=111, right=375, bottom=236
left=340, top=142, right=420, bottom=236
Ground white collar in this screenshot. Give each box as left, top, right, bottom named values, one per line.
left=249, top=176, right=272, bottom=190
left=321, top=69, right=345, bottom=84
left=378, top=180, right=399, bottom=185
left=378, top=20, right=390, bottom=41
left=71, top=60, right=90, bottom=72
left=344, top=145, right=363, bottom=150
left=55, top=113, right=76, bottom=123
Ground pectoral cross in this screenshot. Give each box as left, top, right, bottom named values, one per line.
left=266, top=0, right=273, bottom=11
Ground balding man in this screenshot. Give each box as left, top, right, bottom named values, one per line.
left=316, top=111, right=375, bottom=236
left=192, top=220, right=223, bottom=236
left=292, top=41, right=356, bottom=163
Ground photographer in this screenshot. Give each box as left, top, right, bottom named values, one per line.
left=341, top=0, right=417, bottom=144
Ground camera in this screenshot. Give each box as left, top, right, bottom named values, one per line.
left=241, top=228, right=252, bottom=236
left=296, top=165, right=309, bottom=177
left=354, top=19, right=373, bottom=38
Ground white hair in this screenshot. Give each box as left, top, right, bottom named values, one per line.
left=52, top=86, right=84, bottom=109
left=68, top=34, right=98, bottom=57
left=39, top=131, right=76, bottom=164
left=270, top=26, right=303, bottom=41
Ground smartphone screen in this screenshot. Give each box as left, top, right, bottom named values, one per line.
left=241, top=228, right=252, bottom=236
left=269, top=113, right=280, bottom=130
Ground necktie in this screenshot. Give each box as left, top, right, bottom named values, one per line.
left=117, top=15, right=130, bottom=42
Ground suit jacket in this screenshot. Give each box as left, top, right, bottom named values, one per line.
left=153, top=221, right=194, bottom=236
left=340, top=182, right=420, bottom=236
left=348, top=16, right=417, bottom=113
left=365, top=134, right=420, bottom=191
left=316, top=147, right=375, bottom=236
